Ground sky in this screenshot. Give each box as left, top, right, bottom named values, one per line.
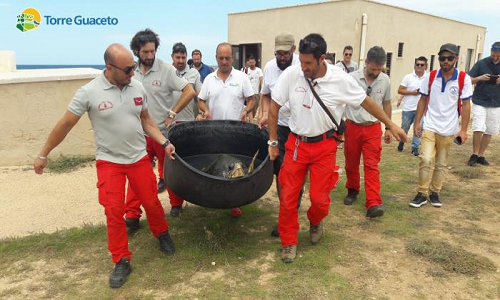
left=0, top=0, right=498, bottom=65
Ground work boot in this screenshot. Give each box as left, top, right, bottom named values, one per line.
left=170, top=206, right=183, bottom=217
left=158, top=231, right=175, bottom=255
left=468, top=154, right=478, bottom=166
left=231, top=207, right=243, bottom=218
left=125, top=218, right=140, bottom=237
left=281, top=245, right=297, bottom=263
left=109, top=258, right=132, bottom=288
left=476, top=156, right=490, bottom=166
left=343, top=188, right=359, bottom=205
left=309, top=222, right=323, bottom=244
left=157, top=178, right=166, bottom=193
left=366, top=205, right=384, bottom=218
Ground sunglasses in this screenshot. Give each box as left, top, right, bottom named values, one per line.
left=274, top=51, right=292, bottom=59
left=109, top=63, right=136, bottom=75
left=438, top=56, right=456, bottom=62
left=299, top=39, right=319, bottom=52
left=366, top=86, right=372, bottom=96
left=344, top=53, right=352, bottom=56
left=415, top=63, right=425, bottom=67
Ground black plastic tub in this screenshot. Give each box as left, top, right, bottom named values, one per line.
left=164, top=120, right=273, bottom=209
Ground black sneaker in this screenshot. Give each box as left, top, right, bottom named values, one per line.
left=109, top=258, right=132, bottom=288
left=476, top=156, right=490, bottom=166
left=158, top=231, right=175, bottom=255
left=411, top=148, right=419, bottom=156
left=468, top=154, right=478, bottom=166
left=429, top=192, right=442, bottom=207
left=125, top=218, right=140, bottom=237
left=270, top=225, right=280, bottom=237
left=397, top=142, right=404, bottom=152
left=170, top=206, right=183, bottom=217
left=409, top=193, right=427, bottom=208
left=366, top=205, right=384, bottom=218
left=343, top=188, right=359, bottom=205
left=158, top=179, right=166, bottom=193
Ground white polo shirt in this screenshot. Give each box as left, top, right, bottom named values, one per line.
left=420, top=68, right=472, bottom=136
left=400, top=71, right=427, bottom=111
left=272, top=63, right=366, bottom=137
left=345, top=69, right=391, bottom=123
left=173, top=64, right=202, bottom=122
left=68, top=72, right=148, bottom=164
left=134, top=59, right=188, bottom=131
left=199, top=67, right=254, bottom=120
left=246, top=67, right=263, bottom=94
left=261, top=54, right=300, bottom=127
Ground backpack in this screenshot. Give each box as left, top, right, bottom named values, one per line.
left=426, top=69, right=466, bottom=117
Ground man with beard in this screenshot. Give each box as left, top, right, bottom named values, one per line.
left=258, top=32, right=302, bottom=238
left=34, top=44, right=177, bottom=288
left=268, top=34, right=406, bottom=262
left=197, top=42, right=255, bottom=218
left=168, top=42, right=202, bottom=217
left=192, top=49, right=213, bottom=83
left=124, top=29, right=196, bottom=234
left=343, top=46, right=392, bottom=218
left=467, top=42, right=500, bottom=167
left=410, top=43, right=472, bottom=208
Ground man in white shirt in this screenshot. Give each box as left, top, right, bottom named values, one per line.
left=397, top=56, right=428, bottom=156
left=268, top=33, right=407, bottom=263
left=243, top=55, right=263, bottom=120
left=410, top=43, right=472, bottom=208
left=335, top=45, right=358, bottom=73
left=198, top=42, right=255, bottom=217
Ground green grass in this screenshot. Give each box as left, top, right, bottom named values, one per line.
left=1, top=132, right=499, bottom=298
left=47, top=154, right=95, bottom=173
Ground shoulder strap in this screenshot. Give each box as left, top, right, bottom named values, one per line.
left=457, top=70, right=466, bottom=116
left=305, top=78, right=340, bottom=130
left=341, top=61, right=350, bottom=73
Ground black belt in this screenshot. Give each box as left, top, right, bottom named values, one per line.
left=292, top=129, right=336, bottom=143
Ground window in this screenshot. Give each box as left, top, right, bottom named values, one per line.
left=386, top=52, right=393, bottom=77
left=465, top=49, right=474, bottom=72
left=430, top=55, right=435, bottom=71
left=397, top=43, right=404, bottom=57
left=455, top=45, right=461, bottom=68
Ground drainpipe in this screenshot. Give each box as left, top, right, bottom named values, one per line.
left=359, top=13, right=368, bottom=66
left=474, top=33, right=481, bottom=65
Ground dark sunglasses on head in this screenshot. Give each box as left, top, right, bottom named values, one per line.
left=109, top=63, right=136, bottom=75
left=438, top=56, right=456, bottom=62
left=415, top=63, right=425, bottom=67
left=299, top=39, right=319, bottom=52
left=344, top=53, right=352, bottom=56
left=366, top=86, right=372, bottom=96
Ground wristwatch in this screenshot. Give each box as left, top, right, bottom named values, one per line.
left=167, top=110, right=177, bottom=119
left=267, top=140, right=278, bottom=147
left=162, top=140, right=170, bottom=148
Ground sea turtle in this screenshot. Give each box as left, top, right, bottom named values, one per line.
left=202, top=150, right=259, bottom=178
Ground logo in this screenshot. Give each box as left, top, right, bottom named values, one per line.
left=449, top=86, right=459, bottom=96
left=377, top=88, right=383, bottom=94
left=134, top=97, right=143, bottom=106
left=16, top=8, right=41, bottom=32
left=98, top=101, right=114, bottom=111
left=152, top=80, right=161, bottom=86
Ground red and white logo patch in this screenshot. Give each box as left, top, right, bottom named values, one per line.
left=152, top=80, right=161, bottom=86
left=134, top=97, right=143, bottom=106
left=377, top=88, right=383, bottom=94
left=98, top=101, right=114, bottom=111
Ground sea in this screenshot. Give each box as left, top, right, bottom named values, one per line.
left=17, top=65, right=105, bottom=70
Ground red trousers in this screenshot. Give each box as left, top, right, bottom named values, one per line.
left=96, top=156, right=169, bottom=263
left=126, top=137, right=184, bottom=219
left=278, top=133, right=338, bottom=247
left=344, top=121, right=383, bottom=209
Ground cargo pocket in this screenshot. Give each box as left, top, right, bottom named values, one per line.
left=96, top=180, right=108, bottom=207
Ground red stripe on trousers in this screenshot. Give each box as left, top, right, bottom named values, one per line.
left=344, top=121, right=383, bottom=209
left=278, top=133, right=338, bottom=247
left=96, top=156, right=169, bottom=263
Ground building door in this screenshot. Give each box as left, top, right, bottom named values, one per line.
left=232, top=43, right=262, bottom=70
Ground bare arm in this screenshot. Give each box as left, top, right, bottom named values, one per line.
left=141, top=109, right=175, bottom=160
left=34, top=111, right=81, bottom=174
left=398, top=85, right=420, bottom=96
left=268, top=100, right=282, bottom=161
left=197, top=98, right=210, bottom=119
left=457, top=100, right=471, bottom=143
left=471, top=74, right=491, bottom=85
left=360, top=96, right=407, bottom=143
left=241, top=96, right=255, bottom=121
left=382, top=100, right=392, bottom=144
left=258, top=93, right=271, bottom=128
left=166, top=84, right=196, bottom=127
left=413, top=95, right=427, bottom=137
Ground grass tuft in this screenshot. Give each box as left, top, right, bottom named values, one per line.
left=47, top=155, right=95, bottom=173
